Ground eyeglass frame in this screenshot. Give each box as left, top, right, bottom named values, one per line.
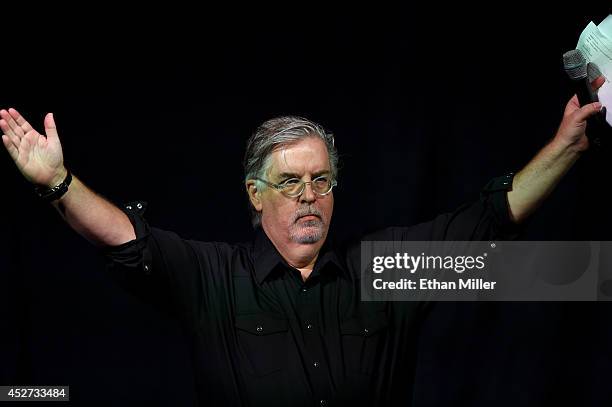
left=253, top=175, right=338, bottom=198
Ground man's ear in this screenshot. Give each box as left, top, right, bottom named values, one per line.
left=246, top=180, right=263, bottom=211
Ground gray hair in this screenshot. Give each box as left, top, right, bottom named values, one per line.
left=244, top=116, right=339, bottom=228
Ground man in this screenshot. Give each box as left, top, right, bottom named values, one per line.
left=0, top=79, right=605, bottom=405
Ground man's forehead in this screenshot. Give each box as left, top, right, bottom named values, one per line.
left=268, top=138, right=330, bottom=175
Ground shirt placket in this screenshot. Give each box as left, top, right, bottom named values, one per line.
left=297, top=275, right=333, bottom=406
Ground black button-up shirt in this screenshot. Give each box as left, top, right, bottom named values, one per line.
left=103, top=174, right=519, bottom=406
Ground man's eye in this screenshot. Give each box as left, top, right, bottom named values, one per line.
left=282, top=179, right=301, bottom=186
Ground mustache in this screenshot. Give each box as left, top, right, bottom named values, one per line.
left=292, top=206, right=323, bottom=223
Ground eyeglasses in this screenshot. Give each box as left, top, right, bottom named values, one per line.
left=254, top=175, right=337, bottom=198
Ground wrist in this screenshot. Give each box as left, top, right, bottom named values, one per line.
left=46, top=167, right=68, bottom=188
left=35, top=169, right=73, bottom=203
left=547, top=138, right=584, bottom=162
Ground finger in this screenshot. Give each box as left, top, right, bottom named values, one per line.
left=2, top=109, right=25, bottom=139
left=587, top=62, right=603, bottom=83
left=0, top=110, right=20, bottom=140
left=1, top=134, right=19, bottom=161
left=44, top=113, right=59, bottom=142
left=588, top=62, right=606, bottom=91
left=590, top=75, right=606, bottom=92
left=18, top=132, right=31, bottom=159
left=573, top=101, right=603, bottom=124
left=0, top=119, right=20, bottom=148
left=8, top=108, right=35, bottom=134
left=564, top=95, right=580, bottom=115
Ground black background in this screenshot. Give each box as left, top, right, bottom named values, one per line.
left=2, top=8, right=612, bottom=406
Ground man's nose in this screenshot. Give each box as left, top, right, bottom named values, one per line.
left=299, top=182, right=316, bottom=203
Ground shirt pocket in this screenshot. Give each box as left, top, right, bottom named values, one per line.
left=341, top=312, right=389, bottom=376
left=235, top=313, right=289, bottom=376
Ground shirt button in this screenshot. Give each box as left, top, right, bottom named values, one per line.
left=256, top=325, right=263, bottom=333
left=306, top=323, right=313, bottom=330
left=313, top=361, right=319, bottom=368
left=126, top=205, right=132, bottom=210
left=320, top=400, right=328, bottom=406
left=363, top=328, right=369, bottom=335
left=301, top=287, right=308, bottom=293
left=144, top=264, right=150, bottom=273
left=136, top=203, right=143, bottom=209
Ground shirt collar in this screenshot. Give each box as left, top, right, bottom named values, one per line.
left=252, top=226, right=344, bottom=284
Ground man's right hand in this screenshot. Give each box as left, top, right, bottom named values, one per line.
left=2, top=107, right=135, bottom=246
left=1, top=108, right=67, bottom=187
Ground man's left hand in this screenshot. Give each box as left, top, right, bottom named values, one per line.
left=553, top=75, right=606, bottom=152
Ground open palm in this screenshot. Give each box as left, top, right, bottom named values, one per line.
left=1, top=108, right=65, bottom=187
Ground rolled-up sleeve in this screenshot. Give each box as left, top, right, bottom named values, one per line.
left=102, top=201, right=153, bottom=272
left=438, top=171, right=524, bottom=240
left=101, top=201, right=204, bottom=326
left=434, top=171, right=523, bottom=241
left=366, top=172, right=524, bottom=242
left=478, top=172, right=521, bottom=237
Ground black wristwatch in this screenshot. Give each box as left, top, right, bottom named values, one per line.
left=35, top=170, right=73, bottom=202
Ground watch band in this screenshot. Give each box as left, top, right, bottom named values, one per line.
left=35, top=170, right=73, bottom=202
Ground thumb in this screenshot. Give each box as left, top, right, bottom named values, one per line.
left=44, top=113, right=59, bottom=141
left=572, top=101, right=603, bottom=124
left=564, top=95, right=580, bottom=115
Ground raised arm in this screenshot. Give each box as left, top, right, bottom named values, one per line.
left=1, top=108, right=135, bottom=247
left=507, top=76, right=607, bottom=224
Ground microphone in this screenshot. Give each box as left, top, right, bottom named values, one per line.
left=563, top=49, right=598, bottom=105
left=563, top=49, right=608, bottom=146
